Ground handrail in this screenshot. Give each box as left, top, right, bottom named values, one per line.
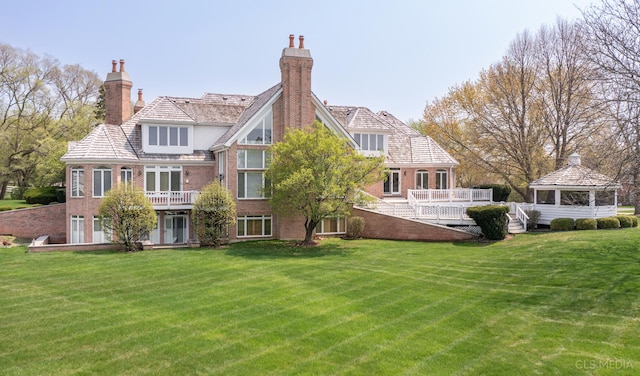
left=407, top=188, right=493, bottom=203
left=515, top=205, right=529, bottom=231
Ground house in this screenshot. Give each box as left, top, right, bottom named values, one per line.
left=525, top=153, right=621, bottom=225
left=55, top=35, right=477, bottom=247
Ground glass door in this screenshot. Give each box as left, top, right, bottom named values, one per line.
left=164, top=214, right=187, bottom=244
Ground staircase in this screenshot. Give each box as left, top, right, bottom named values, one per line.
left=508, top=214, right=527, bottom=234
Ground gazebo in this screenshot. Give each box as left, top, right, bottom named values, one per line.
left=529, top=153, right=621, bottom=225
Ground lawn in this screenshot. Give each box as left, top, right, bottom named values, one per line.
left=0, top=199, right=31, bottom=210
left=1, top=231, right=639, bottom=375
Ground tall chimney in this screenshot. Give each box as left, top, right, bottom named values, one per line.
left=279, top=34, right=314, bottom=131
left=134, top=88, right=145, bottom=114
left=104, top=59, right=133, bottom=125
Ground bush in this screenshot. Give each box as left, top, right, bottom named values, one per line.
left=524, top=209, right=541, bottom=230
left=345, top=216, right=365, bottom=239
left=575, top=218, right=597, bottom=230
left=597, top=217, right=620, bottom=229
left=617, top=215, right=634, bottom=228
left=632, top=216, right=639, bottom=228
left=23, top=187, right=59, bottom=205
left=550, top=218, right=575, bottom=231
left=0, top=206, right=11, bottom=212
left=466, top=205, right=510, bottom=240
left=10, top=186, right=28, bottom=200
left=477, top=184, right=511, bottom=202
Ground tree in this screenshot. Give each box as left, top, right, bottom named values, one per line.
left=0, top=43, right=101, bottom=197
left=98, top=183, right=157, bottom=252
left=192, top=181, right=236, bottom=247
left=582, top=0, right=640, bottom=213
left=266, top=121, right=386, bottom=245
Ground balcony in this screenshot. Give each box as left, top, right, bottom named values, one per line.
left=145, top=191, right=199, bottom=210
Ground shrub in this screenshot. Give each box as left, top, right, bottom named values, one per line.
left=0, top=206, right=12, bottom=212
left=550, top=218, right=575, bottom=231
left=597, top=217, right=620, bottom=229
left=466, top=205, right=510, bottom=240
left=10, top=186, right=28, bottom=200
left=524, top=209, right=541, bottom=230
left=23, top=187, right=59, bottom=205
left=56, top=188, right=66, bottom=203
left=477, top=184, right=511, bottom=202
left=632, top=216, right=639, bottom=228
left=617, top=215, right=634, bottom=228
left=345, top=216, right=365, bottom=239
left=575, top=218, right=597, bottom=230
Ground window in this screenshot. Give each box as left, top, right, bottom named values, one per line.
left=237, top=215, right=272, bottom=237
left=536, top=190, right=555, bottom=205
left=145, top=166, right=182, bottom=192
left=561, top=190, right=589, bottom=206
left=145, top=125, right=191, bottom=154
left=237, top=149, right=270, bottom=199
left=317, top=217, right=346, bottom=235
left=70, top=167, right=84, bottom=197
left=595, top=190, right=615, bottom=206
left=218, top=151, right=225, bottom=183
left=435, top=170, right=448, bottom=189
left=241, top=111, right=272, bottom=145
left=93, top=167, right=112, bottom=197
left=384, top=169, right=401, bottom=195
left=93, top=216, right=111, bottom=243
left=120, top=167, right=133, bottom=185
left=416, top=171, right=429, bottom=189
left=71, top=215, right=84, bottom=244
left=354, top=133, right=385, bottom=151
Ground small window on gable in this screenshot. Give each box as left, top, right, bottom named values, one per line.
left=354, top=133, right=385, bottom=152
left=241, top=110, right=272, bottom=145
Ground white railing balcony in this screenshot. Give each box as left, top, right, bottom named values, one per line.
left=145, top=191, right=199, bottom=209
left=407, top=188, right=493, bottom=203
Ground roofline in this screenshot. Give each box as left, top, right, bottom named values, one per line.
left=530, top=184, right=622, bottom=189
left=221, top=87, right=283, bottom=148
left=312, top=94, right=358, bottom=148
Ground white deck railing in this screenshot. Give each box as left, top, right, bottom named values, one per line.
left=407, top=188, right=493, bottom=203
left=145, top=191, right=199, bottom=208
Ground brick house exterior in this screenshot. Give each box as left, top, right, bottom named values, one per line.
left=54, top=35, right=470, bottom=246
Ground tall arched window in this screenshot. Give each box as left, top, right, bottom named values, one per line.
left=416, top=170, right=429, bottom=189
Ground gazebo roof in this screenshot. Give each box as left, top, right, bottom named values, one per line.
left=530, top=153, right=620, bottom=189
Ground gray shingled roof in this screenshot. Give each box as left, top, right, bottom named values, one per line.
left=327, top=106, right=458, bottom=166
left=61, top=123, right=138, bottom=161
left=530, top=165, right=620, bottom=188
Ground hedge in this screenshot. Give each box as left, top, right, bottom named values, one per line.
left=575, top=218, right=597, bottom=230
left=345, top=216, right=365, bottom=239
left=477, top=184, right=512, bottom=202
left=616, top=215, right=635, bottom=228
left=597, top=217, right=620, bottom=229
left=466, top=205, right=510, bottom=240
left=550, top=218, right=575, bottom=231
left=23, top=187, right=59, bottom=205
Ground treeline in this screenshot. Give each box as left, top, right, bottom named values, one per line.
left=0, top=43, right=102, bottom=199
left=420, top=0, right=640, bottom=209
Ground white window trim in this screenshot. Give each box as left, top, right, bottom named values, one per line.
left=237, top=215, right=272, bottom=238
left=144, top=166, right=183, bottom=192
left=70, top=167, right=84, bottom=197
left=316, top=217, right=347, bottom=235
left=238, top=110, right=273, bottom=145
left=71, top=215, right=84, bottom=244
left=93, top=167, right=112, bottom=198
left=142, top=124, right=193, bottom=154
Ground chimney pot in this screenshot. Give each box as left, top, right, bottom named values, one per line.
left=323, top=100, right=328, bottom=106
left=137, top=89, right=143, bottom=101
left=299, top=35, right=305, bottom=49
left=289, top=34, right=295, bottom=48
left=111, top=60, right=117, bottom=72
left=119, top=59, right=125, bottom=72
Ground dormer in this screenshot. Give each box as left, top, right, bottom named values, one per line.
left=141, top=122, right=194, bottom=154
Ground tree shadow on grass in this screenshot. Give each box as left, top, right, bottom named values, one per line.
left=224, top=240, right=351, bottom=259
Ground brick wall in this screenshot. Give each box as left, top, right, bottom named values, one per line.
left=0, top=204, right=67, bottom=243
left=352, top=207, right=477, bottom=242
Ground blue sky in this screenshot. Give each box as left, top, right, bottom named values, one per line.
left=1, top=0, right=593, bottom=122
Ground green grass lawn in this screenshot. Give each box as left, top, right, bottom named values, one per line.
left=0, top=199, right=31, bottom=209
left=1, top=231, right=639, bottom=375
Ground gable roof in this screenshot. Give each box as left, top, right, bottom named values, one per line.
left=327, top=106, right=458, bottom=166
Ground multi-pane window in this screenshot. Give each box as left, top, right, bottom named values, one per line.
left=93, top=216, right=110, bottom=243
left=149, top=126, right=189, bottom=147
left=71, top=215, right=84, bottom=244
left=237, top=150, right=270, bottom=199
left=317, top=217, right=346, bottom=235
left=70, top=167, right=84, bottom=197
left=536, top=190, right=555, bottom=205
left=237, top=215, right=272, bottom=237
left=120, top=167, right=133, bottom=185
left=145, top=166, right=182, bottom=192
left=93, top=167, right=112, bottom=197
left=240, top=112, right=272, bottom=145
left=416, top=171, right=429, bottom=189
left=354, top=133, right=385, bottom=151
left=384, top=169, right=401, bottom=195
left=435, top=170, right=448, bottom=189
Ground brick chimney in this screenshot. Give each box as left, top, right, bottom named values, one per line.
left=134, top=88, right=145, bottom=114
left=104, top=59, right=132, bottom=125
left=279, top=35, right=314, bottom=129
